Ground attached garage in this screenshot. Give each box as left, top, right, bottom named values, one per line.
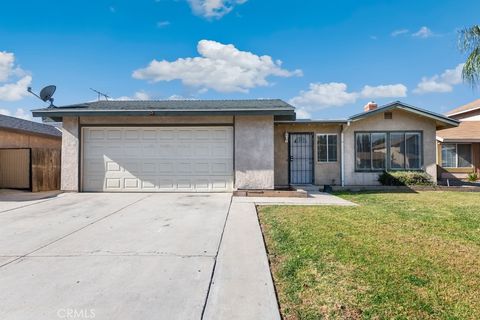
left=32, top=100, right=296, bottom=192
left=82, top=126, right=234, bottom=192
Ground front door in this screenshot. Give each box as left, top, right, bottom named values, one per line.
left=289, top=133, right=314, bottom=184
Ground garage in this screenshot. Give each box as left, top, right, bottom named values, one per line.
left=82, top=126, right=234, bottom=192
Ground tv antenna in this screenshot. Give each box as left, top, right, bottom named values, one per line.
left=90, top=88, right=110, bottom=101
left=27, top=85, right=56, bottom=108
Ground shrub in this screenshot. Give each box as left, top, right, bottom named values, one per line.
left=467, top=172, right=478, bottom=182
left=378, top=171, right=433, bottom=186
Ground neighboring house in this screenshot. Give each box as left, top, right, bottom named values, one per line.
left=32, top=100, right=457, bottom=192
left=436, top=99, right=480, bottom=180
left=0, top=114, right=62, bottom=191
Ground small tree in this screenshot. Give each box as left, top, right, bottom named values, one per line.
left=459, top=25, right=480, bottom=87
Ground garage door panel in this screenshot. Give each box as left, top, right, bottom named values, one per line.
left=83, top=127, right=233, bottom=192
left=158, top=129, right=175, bottom=140
left=106, top=161, right=121, bottom=172
left=87, top=129, right=106, bottom=140
left=158, top=144, right=175, bottom=157
left=106, top=178, right=121, bottom=189
left=106, top=129, right=122, bottom=140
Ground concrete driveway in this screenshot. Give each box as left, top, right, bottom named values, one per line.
left=0, top=193, right=233, bottom=320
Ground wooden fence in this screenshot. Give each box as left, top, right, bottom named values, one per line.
left=31, top=148, right=61, bottom=192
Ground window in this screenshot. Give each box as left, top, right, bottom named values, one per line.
left=355, top=132, right=422, bottom=171
left=441, top=144, right=472, bottom=168
left=371, top=133, right=387, bottom=169
left=317, top=134, right=337, bottom=162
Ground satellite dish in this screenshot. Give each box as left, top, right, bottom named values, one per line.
left=27, top=85, right=57, bottom=107
left=39, top=85, right=56, bottom=102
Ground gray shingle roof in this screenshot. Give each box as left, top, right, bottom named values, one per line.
left=54, top=99, right=294, bottom=110
left=348, top=101, right=458, bottom=130
left=32, top=99, right=295, bottom=119
left=0, top=114, right=61, bottom=138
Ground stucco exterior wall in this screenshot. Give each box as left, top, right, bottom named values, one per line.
left=0, top=129, right=60, bottom=149
left=343, top=109, right=438, bottom=185
left=79, top=115, right=233, bottom=125
left=235, top=115, right=274, bottom=189
left=274, top=123, right=342, bottom=186
left=61, top=117, right=79, bottom=191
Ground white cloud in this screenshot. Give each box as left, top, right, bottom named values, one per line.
left=289, top=83, right=357, bottom=110
left=0, top=107, right=33, bottom=121
left=133, top=39, right=302, bottom=93
left=0, top=75, right=32, bottom=101
left=0, top=51, right=32, bottom=102
left=413, top=63, right=464, bottom=94
left=0, top=51, right=16, bottom=82
left=391, top=29, right=409, bottom=37
left=114, top=91, right=151, bottom=101
left=157, top=21, right=170, bottom=28
left=187, top=0, right=247, bottom=19
left=412, top=26, right=433, bottom=38
left=289, top=82, right=407, bottom=114
left=295, top=108, right=311, bottom=119
left=167, top=94, right=198, bottom=100
left=360, top=84, right=407, bottom=98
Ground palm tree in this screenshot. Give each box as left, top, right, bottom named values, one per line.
left=459, top=25, right=480, bottom=87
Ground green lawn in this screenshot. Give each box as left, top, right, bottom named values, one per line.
left=258, top=191, right=480, bottom=320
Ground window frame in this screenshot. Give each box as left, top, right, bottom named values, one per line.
left=316, top=133, right=338, bottom=163
left=354, top=131, right=423, bottom=172
left=441, top=143, right=473, bottom=168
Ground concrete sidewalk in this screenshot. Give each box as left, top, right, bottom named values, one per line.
left=203, top=201, right=281, bottom=320
left=233, top=191, right=356, bottom=206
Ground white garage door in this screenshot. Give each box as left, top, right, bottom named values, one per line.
left=82, top=127, right=233, bottom=192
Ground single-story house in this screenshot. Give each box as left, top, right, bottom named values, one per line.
left=0, top=114, right=62, bottom=191
left=436, top=99, right=480, bottom=180
left=32, top=100, right=458, bottom=192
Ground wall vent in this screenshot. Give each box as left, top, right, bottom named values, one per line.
left=384, top=112, right=393, bottom=120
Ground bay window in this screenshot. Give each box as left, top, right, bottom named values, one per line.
left=355, top=131, right=422, bottom=171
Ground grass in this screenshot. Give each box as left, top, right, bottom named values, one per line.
left=258, top=191, right=480, bottom=320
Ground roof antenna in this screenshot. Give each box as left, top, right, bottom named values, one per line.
left=90, top=88, right=110, bottom=101
left=27, top=85, right=56, bottom=108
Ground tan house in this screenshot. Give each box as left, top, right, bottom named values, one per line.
left=437, top=99, right=480, bottom=180
left=0, top=114, right=62, bottom=191
left=32, top=100, right=457, bottom=192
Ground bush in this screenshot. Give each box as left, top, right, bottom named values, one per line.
left=467, top=172, right=478, bottom=182
left=378, top=171, right=433, bottom=186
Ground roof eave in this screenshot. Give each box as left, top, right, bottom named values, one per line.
left=348, top=102, right=459, bottom=129
left=437, top=138, right=480, bottom=143
left=447, top=107, right=480, bottom=117
left=274, top=119, right=348, bottom=124
left=32, top=109, right=295, bottom=118
left=0, top=126, right=61, bottom=139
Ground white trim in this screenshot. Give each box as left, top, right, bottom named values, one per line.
left=447, top=106, right=480, bottom=117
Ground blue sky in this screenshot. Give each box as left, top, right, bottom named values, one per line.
left=0, top=0, right=479, bottom=120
